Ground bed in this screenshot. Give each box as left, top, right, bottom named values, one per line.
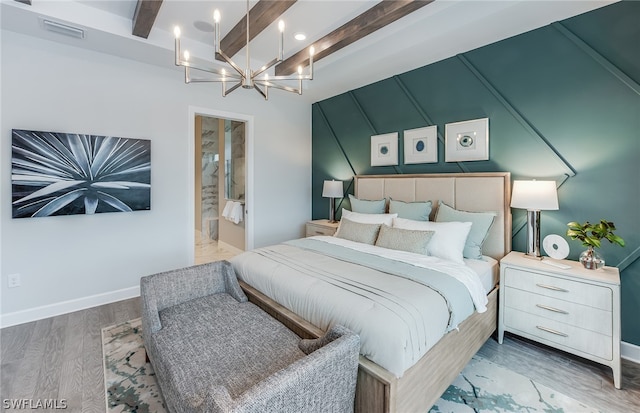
left=231, top=173, right=512, bottom=413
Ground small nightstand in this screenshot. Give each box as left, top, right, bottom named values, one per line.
left=498, top=251, right=621, bottom=389
left=305, top=219, right=339, bottom=237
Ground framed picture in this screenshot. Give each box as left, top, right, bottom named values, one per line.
left=11, top=129, right=151, bottom=218
left=370, top=132, right=398, bottom=166
left=403, top=125, right=437, bottom=164
left=445, top=117, right=489, bottom=162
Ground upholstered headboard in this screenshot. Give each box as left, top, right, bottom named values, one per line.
left=354, top=173, right=512, bottom=260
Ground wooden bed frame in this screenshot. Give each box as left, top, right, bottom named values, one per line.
left=241, top=172, right=512, bottom=413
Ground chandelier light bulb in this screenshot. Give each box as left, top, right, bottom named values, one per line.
left=213, top=10, right=221, bottom=23
left=309, top=46, right=315, bottom=56
left=183, top=51, right=190, bottom=61
left=278, top=20, right=285, bottom=32
left=297, top=65, right=302, bottom=75
left=173, top=26, right=181, bottom=38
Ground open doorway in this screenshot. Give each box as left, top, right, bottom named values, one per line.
left=188, top=107, right=252, bottom=265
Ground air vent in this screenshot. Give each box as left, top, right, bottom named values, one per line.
left=42, top=19, right=85, bottom=39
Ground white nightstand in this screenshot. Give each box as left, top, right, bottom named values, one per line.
left=305, top=219, right=339, bottom=237
left=498, top=251, right=621, bottom=389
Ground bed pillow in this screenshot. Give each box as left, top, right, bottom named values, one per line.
left=388, top=199, right=432, bottom=221
left=435, top=202, right=497, bottom=260
left=341, top=208, right=397, bottom=226
left=374, top=224, right=434, bottom=255
left=348, top=194, right=386, bottom=214
left=334, top=218, right=381, bottom=245
left=392, top=217, right=472, bottom=264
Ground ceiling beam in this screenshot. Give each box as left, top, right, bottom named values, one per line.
left=275, top=0, right=434, bottom=76
left=218, top=0, right=297, bottom=61
left=132, top=0, right=163, bottom=39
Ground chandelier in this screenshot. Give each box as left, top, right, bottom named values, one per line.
left=173, top=0, right=314, bottom=100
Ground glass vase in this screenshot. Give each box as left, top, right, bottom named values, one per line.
left=579, top=247, right=605, bottom=270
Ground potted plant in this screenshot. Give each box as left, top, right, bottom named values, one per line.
left=566, top=220, right=625, bottom=269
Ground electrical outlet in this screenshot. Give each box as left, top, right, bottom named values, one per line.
left=8, top=273, right=21, bottom=288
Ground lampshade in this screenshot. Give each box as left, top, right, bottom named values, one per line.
left=510, top=180, right=559, bottom=211
left=322, top=180, right=343, bottom=198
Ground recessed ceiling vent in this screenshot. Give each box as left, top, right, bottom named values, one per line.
left=42, top=19, right=85, bottom=39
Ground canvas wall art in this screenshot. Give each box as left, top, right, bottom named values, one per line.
left=11, top=129, right=151, bottom=218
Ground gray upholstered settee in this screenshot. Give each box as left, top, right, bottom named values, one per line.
left=140, top=260, right=360, bottom=413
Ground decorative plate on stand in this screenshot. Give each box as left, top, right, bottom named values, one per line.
left=543, top=234, right=570, bottom=260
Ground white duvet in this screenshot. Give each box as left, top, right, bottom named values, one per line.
left=231, top=236, right=489, bottom=377
left=316, top=236, right=488, bottom=312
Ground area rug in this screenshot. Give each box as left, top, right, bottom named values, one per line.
left=102, top=318, right=165, bottom=413
left=428, top=356, right=599, bottom=412
left=103, top=319, right=598, bottom=413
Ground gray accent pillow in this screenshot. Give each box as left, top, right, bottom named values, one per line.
left=389, top=199, right=432, bottom=221
left=335, top=217, right=381, bottom=245
left=435, top=201, right=496, bottom=260
left=348, top=194, right=386, bottom=214
left=375, top=224, right=435, bottom=255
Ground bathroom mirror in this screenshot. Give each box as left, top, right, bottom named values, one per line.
left=224, top=120, right=245, bottom=201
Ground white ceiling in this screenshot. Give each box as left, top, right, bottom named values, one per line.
left=1, top=0, right=616, bottom=103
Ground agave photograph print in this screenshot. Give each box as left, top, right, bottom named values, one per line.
left=12, top=129, right=151, bottom=218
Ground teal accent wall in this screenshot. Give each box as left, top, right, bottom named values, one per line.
left=312, top=2, right=640, bottom=345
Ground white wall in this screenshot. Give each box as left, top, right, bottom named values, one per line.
left=0, top=31, right=312, bottom=326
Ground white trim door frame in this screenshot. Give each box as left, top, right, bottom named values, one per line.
left=187, top=106, right=254, bottom=265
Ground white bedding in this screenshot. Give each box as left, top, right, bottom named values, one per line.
left=464, top=255, right=498, bottom=293
left=231, top=236, right=491, bottom=377
left=315, top=236, right=489, bottom=312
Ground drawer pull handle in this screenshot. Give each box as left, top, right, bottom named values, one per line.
left=536, top=304, right=568, bottom=314
left=536, top=325, right=568, bottom=337
left=536, top=283, right=569, bottom=293
left=315, top=231, right=324, bottom=234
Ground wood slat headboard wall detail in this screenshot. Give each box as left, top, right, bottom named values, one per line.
left=354, top=172, right=512, bottom=260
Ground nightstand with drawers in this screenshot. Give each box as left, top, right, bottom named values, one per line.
left=498, top=251, right=621, bottom=388
left=305, top=219, right=339, bottom=237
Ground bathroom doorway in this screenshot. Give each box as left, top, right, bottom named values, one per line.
left=189, top=107, right=252, bottom=264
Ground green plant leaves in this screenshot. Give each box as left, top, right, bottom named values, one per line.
left=566, top=219, right=625, bottom=249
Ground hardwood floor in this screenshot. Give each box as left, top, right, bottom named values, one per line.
left=1, top=298, right=141, bottom=413
left=2, top=299, right=639, bottom=412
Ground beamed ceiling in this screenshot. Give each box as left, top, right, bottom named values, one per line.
left=1, top=0, right=617, bottom=102
left=129, top=0, right=435, bottom=76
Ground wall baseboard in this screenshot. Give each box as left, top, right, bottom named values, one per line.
left=0, top=286, right=140, bottom=328
left=622, top=341, right=640, bottom=364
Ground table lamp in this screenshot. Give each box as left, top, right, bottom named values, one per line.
left=510, top=180, right=559, bottom=258
left=322, top=180, right=343, bottom=223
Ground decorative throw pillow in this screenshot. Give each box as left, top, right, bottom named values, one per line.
left=334, top=218, right=381, bottom=245
left=392, top=217, right=471, bottom=264
left=341, top=209, right=397, bottom=226
left=348, top=194, right=386, bottom=214
left=389, top=199, right=432, bottom=221
left=435, top=202, right=496, bottom=260
left=375, top=224, right=434, bottom=255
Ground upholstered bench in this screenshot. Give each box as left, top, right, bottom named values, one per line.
left=140, top=260, right=360, bottom=413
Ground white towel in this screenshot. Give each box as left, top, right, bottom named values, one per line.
left=230, top=201, right=243, bottom=224
left=222, top=201, right=233, bottom=220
